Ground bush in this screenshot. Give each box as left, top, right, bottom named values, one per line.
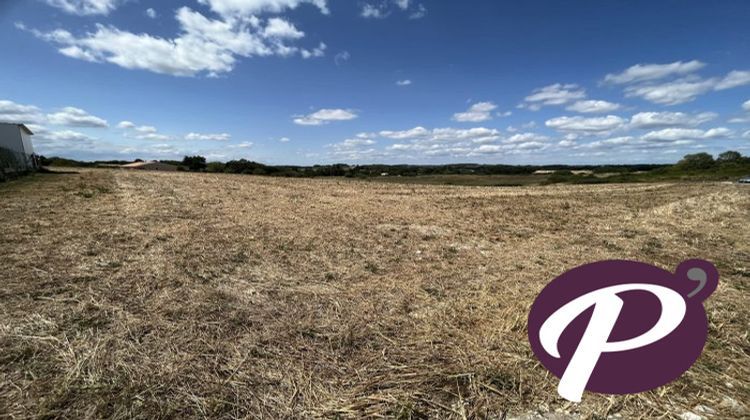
left=182, top=156, right=207, bottom=172
left=717, top=151, right=742, bottom=164
left=675, top=153, right=715, bottom=171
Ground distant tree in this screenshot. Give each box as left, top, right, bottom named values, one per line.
left=182, top=155, right=207, bottom=172
left=717, top=151, right=742, bottom=163
left=675, top=153, right=715, bottom=171
left=206, top=162, right=226, bottom=173
left=134, top=158, right=144, bottom=163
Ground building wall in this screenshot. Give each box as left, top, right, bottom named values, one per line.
left=0, top=124, right=34, bottom=171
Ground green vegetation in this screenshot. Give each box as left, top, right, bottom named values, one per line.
left=37, top=150, right=750, bottom=186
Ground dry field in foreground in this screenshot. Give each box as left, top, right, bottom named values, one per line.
left=1, top=169, right=748, bottom=419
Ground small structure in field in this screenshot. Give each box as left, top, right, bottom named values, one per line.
left=121, top=161, right=178, bottom=171
left=0, top=123, right=36, bottom=173
left=533, top=170, right=557, bottom=175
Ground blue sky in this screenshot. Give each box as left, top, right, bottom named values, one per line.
left=1, top=0, right=749, bottom=165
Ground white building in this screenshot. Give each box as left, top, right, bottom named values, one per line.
left=0, top=123, right=36, bottom=172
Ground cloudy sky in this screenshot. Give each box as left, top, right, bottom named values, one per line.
left=1, top=0, right=749, bottom=164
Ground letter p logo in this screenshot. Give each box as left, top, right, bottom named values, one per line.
left=528, top=260, right=718, bottom=401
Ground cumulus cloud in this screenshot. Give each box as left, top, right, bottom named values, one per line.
left=294, top=108, right=358, bottom=125
left=262, top=18, right=304, bottom=39
left=146, top=8, right=157, bottom=19
left=0, top=99, right=46, bottom=124
left=521, top=84, right=586, bottom=110
left=47, top=106, right=108, bottom=127
left=715, top=71, right=750, bottom=90
left=604, top=60, right=706, bottom=84
left=744, top=100, right=750, bottom=112
left=197, top=0, right=329, bottom=17
left=605, top=61, right=750, bottom=105
left=380, top=126, right=501, bottom=143
left=22, top=6, right=327, bottom=77
left=624, top=77, right=717, bottom=106
left=545, top=115, right=626, bottom=134
left=641, top=127, right=733, bottom=142
left=396, top=79, right=412, bottom=86
left=566, top=100, right=621, bottom=114
left=452, top=102, right=497, bottom=122
left=185, top=132, right=231, bottom=141
left=118, top=121, right=173, bottom=141
left=629, top=112, right=717, bottom=129
left=360, top=1, right=426, bottom=20
left=361, top=4, right=388, bottom=19
left=44, top=0, right=122, bottom=16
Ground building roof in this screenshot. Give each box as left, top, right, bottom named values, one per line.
left=0, top=122, right=34, bottom=135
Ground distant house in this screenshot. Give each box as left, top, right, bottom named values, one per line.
left=121, top=161, right=178, bottom=171
left=0, top=123, right=36, bottom=173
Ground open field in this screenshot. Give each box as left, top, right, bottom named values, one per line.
left=1, top=169, right=749, bottom=419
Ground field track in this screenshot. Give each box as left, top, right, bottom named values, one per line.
left=1, top=169, right=748, bottom=418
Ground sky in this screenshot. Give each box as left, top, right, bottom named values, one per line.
left=0, top=0, right=749, bottom=165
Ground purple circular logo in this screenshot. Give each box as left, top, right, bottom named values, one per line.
left=527, top=260, right=719, bottom=402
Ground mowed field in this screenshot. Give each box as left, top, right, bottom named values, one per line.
left=1, top=169, right=749, bottom=419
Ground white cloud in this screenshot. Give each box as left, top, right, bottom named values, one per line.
left=624, top=77, right=716, bottom=106
left=566, top=100, right=621, bottom=114
left=334, top=51, right=350, bottom=66
left=44, top=0, right=121, bottom=16
left=278, top=137, right=291, bottom=143
left=137, top=133, right=173, bottom=141
left=23, top=6, right=326, bottom=77
left=118, top=121, right=174, bottom=141
left=197, top=0, right=329, bottom=17
left=630, top=112, right=717, bottom=129
left=146, top=8, right=157, bottom=19
left=294, top=108, right=358, bottom=125
left=545, top=115, right=626, bottom=134
left=604, top=60, right=705, bottom=84
left=185, top=132, right=231, bottom=141
left=47, top=106, right=108, bottom=127
left=394, top=0, right=410, bottom=9
left=504, top=133, right=550, bottom=144
left=715, top=71, right=750, bottom=90
left=609, top=64, right=750, bottom=105
left=361, top=4, right=388, bottom=19
left=452, top=101, right=497, bottom=122
left=0, top=99, right=46, bottom=124
left=641, top=127, right=733, bottom=142
left=380, top=126, right=502, bottom=145
left=262, top=18, right=304, bottom=39
left=360, top=1, right=426, bottom=20
left=744, top=100, right=750, bottom=112
left=521, top=84, right=586, bottom=110
left=135, top=125, right=157, bottom=134
left=409, top=4, right=427, bottom=19
left=396, top=79, right=412, bottom=86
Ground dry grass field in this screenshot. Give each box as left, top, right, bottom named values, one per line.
left=1, top=169, right=748, bottom=419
